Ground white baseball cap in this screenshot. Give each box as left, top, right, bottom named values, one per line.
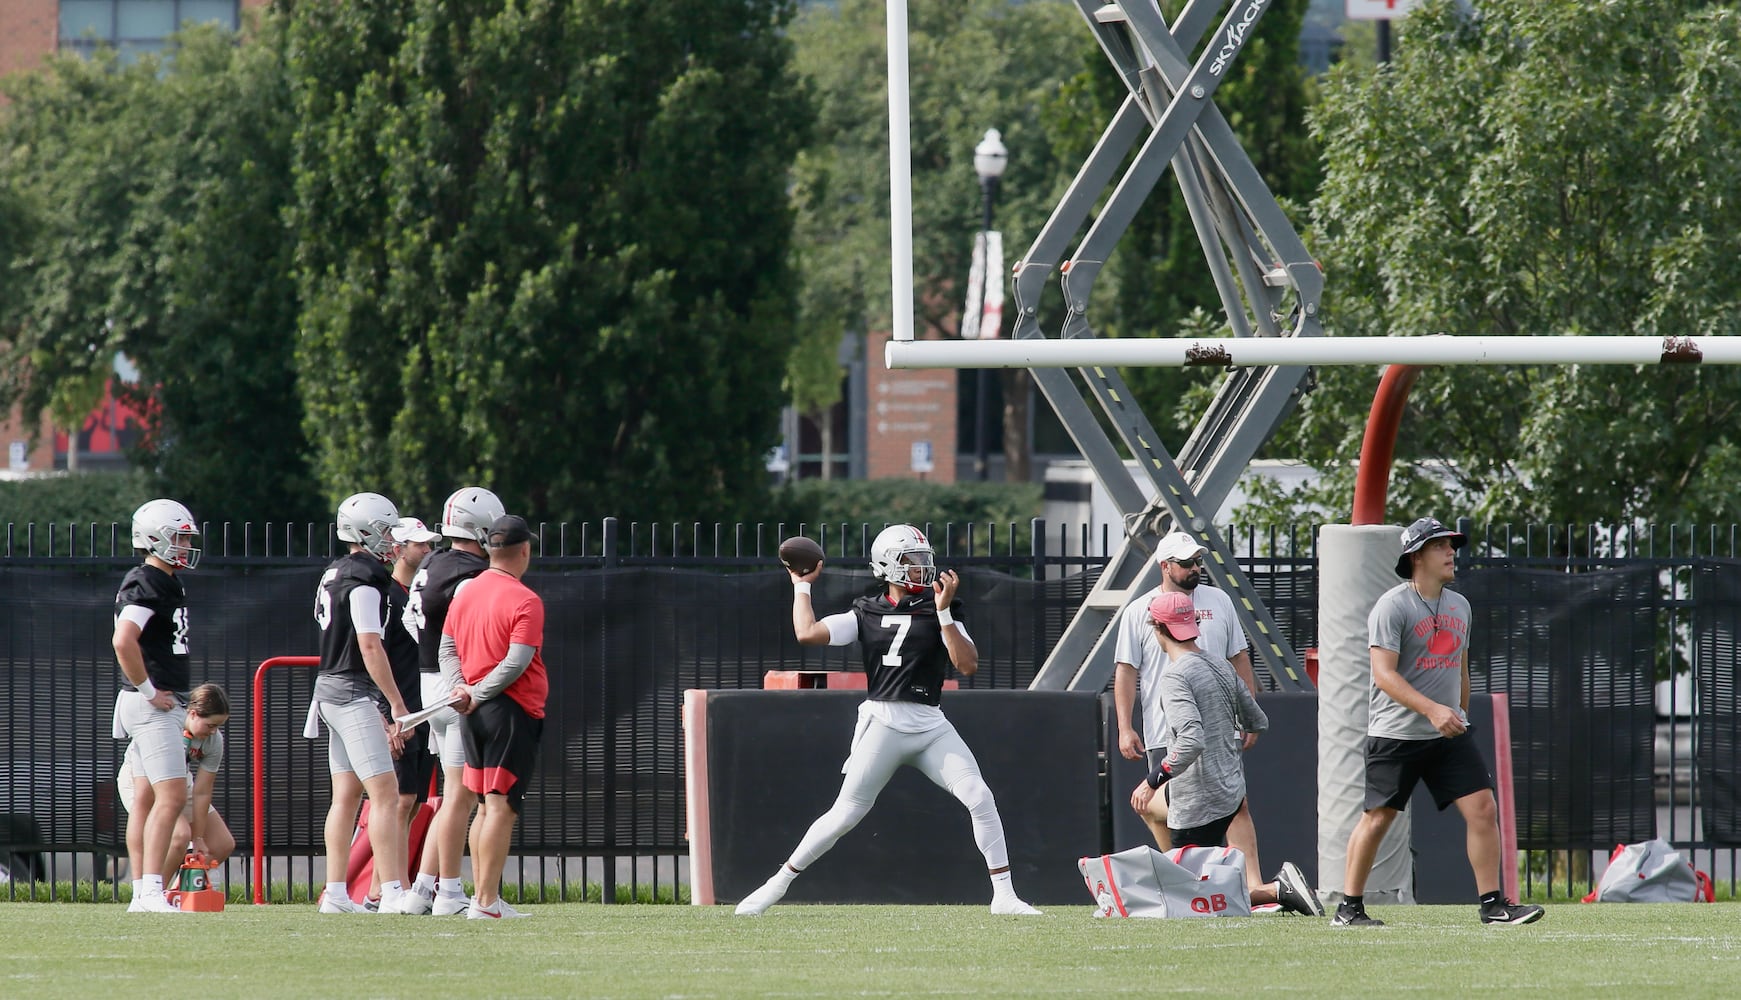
left=391, top=517, right=442, bottom=544
left=1154, top=531, right=1207, bottom=565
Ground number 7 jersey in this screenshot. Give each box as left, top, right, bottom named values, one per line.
left=839, top=591, right=965, bottom=707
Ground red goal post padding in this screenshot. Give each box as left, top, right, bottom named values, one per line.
left=251, top=655, right=319, bottom=905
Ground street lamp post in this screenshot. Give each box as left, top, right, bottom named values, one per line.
left=971, top=128, right=1007, bottom=482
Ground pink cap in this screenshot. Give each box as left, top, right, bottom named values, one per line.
left=1147, top=591, right=1199, bottom=640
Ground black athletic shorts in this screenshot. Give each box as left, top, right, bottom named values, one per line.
left=462, top=696, right=544, bottom=814
left=394, top=724, right=435, bottom=801
left=1363, top=729, right=1493, bottom=812
left=1169, top=801, right=1243, bottom=850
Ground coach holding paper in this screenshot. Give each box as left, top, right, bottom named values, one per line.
left=441, top=515, right=548, bottom=920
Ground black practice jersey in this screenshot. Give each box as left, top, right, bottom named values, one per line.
left=849, top=590, right=964, bottom=707
left=314, top=551, right=392, bottom=706
left=405, top=547, right=489, bottom=673
left=114, top=564, right=190, bottom=693
left=383, top=577, right=423, bottom=713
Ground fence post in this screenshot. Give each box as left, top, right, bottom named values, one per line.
left=603, top=516, right=620, bottom=567
left=1030, top=517, right=1046, bottom=581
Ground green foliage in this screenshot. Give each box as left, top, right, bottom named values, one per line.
left=1253, top=0, right=1741, bottom=528
left=286, top=0, right=812, bottom=525
left=769, top=478, right=1042, bottom=552
left=0, top=22, right=319, bottom=524
left=0, top=471, right=152, bottom=531
left=783, top=0, right=1086, bottom=464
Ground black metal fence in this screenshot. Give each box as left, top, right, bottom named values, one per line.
left=1, top=518, right=1733, bottom=902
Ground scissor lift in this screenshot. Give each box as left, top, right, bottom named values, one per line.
left=1018, top=0, right=1323, bottom=693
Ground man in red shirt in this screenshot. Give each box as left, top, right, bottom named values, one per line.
left=441, top=514, right=548, bottom=920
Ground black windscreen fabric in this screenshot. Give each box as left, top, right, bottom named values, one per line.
left=1461, top=566, right=1657, bottom=849
left=0, top=562, right=1086, bottom=854
left=1694, top=561, right=1741, bottom=843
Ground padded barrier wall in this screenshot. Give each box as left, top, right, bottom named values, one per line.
left=691, top=690, right=1100, bottom=906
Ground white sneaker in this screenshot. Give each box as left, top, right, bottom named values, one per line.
left=990, top=896, right=1042, bottom=916
left=378, top=893, right=419, bottom=915
left=318, top=891, right=367, bottom=914
left=127, top=891, right=182, bottom=914
left=432, top=892, right=472, bottom=916
left=399, top=888, right=434, bottom=915
left=734, top=876, right=791, bottom=916
left=465, top=898, right=529, bottom=920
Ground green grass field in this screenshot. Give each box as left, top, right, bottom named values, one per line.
left=4, top=901, right=1739, bottom=997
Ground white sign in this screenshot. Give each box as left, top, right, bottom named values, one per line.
left=8, top=441, right=25, bottom=471
left=764, top=445, right=789, bottom=474
left=910, top=440, right=934, bottom=474
left=1346, top=0, right=1420, bottom=20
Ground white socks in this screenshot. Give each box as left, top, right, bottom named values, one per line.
left=438, top=877, right=465, bottom=898
left=142, top=874, right=164, bottom=895
left=414, top=874, right=438, bottom=895
left=990, top=871, right=1015, bottom=899
left=326, top=881, right=347, bottom=902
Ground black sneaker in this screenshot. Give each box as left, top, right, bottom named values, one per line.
left=1331, top=903, right=1383, bottom=927
left=1479, top=900, right=1544, bottom=925
left=1274, top=862, right=1324, bottom=917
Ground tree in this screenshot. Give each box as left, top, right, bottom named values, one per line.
left=286, top=0, right=812, bottom=524
left=785, top=0, right=1085, bottom=482
left=0, top=23, right=316, bottom=523
left=1245, top=0, right=1741, bottom=527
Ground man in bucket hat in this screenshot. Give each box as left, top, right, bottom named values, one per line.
left=1333, top=517, right=1544, bottom=928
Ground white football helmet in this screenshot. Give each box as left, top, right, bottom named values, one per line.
left=440, top=486, right=506, bottom=544
left=870, top=524, right=936, bottom=594
left=131, top=498, right=201, bottom=569
left=336, top=492, right=400, bottom=561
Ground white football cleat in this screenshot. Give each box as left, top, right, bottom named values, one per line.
left=989, top=896, right=1042, bottom=916
left=127, top=891, right=183, bottom=913
left=734, top=878, right=791, bottom=916
left=318, top=891, right=367, bottom=914
left=432, top=892, right=472, bottom=916
left=466, top=898, right=529, bottom=920
left=399, top=888, right=434, bottom=915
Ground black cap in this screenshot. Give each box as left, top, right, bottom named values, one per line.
left=1395, top=516, right=1466, bottom=578
left=487, top=514, right=539, bottom=548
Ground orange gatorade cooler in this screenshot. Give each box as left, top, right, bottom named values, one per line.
left=171, top=852, right=225, bottom=912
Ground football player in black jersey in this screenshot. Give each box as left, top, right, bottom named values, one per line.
left=735, top=524, right=1041, bottom=917
left=112, top=498, right=201, bottom=913
left=402, top=485, right=504, bottom=915
left=309, top=492, right=416, bottom=914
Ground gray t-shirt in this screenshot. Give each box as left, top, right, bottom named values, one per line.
left=1367, top=582, right=1471, bottom=740
left=1155, top=650, right=1268, bottom=829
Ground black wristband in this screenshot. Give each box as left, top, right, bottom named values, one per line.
left=1146, top=762, right=1173, bottom=789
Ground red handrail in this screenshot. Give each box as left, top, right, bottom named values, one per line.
left=251, top=655, right=319, bottom=905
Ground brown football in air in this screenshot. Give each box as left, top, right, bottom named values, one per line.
left=779, top=536, right=825, bottom=575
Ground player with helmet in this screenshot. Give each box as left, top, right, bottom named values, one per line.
left=735, top=524, right=1041, bottom=917
left=308, top=491, right=417, bottom=914
left=401, top=486, right=505, bottom=914
left=112, top=498, right=201, bottom=912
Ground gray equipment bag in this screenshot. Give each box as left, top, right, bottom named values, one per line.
left=1583, top=839, right=1713, bottom=903
left=1079, top=845, right=1251, bottom=918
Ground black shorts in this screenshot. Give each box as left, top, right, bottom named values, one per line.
left=462, top=696, right=544, bottom=814
left=1363, top=730, right=1493, bottom=812
left=394, top=724, right=436, bottom=801
left=1169, top=802, right=1242, bottom=850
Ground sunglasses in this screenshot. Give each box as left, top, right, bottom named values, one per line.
left=1170, top=557, right=1203, bottom=568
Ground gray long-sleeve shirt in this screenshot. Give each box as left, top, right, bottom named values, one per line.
left=1157, top=649, right=1269, bottom=829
